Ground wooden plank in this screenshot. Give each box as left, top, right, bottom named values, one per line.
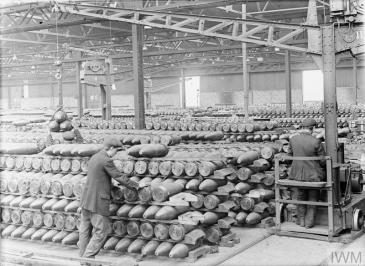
left=280, top=222, right=329, bottom=235
left=277, top=180, right=327, bottom=188
left=276, top=199, right=329, bottom=206
left=186, top=245, right=212, bottom=262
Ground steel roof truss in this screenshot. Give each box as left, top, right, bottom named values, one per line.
left=56, top=3, right=321, bottom=54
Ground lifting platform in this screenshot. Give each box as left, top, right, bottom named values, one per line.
left=274, top=155, right=365, bottom=243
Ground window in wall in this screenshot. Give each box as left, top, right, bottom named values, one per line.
left=302, top=70, right=324, bottom=102
left=185, top=76, right=200, bottom=107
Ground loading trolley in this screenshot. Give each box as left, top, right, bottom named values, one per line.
left=274, top=154, right=365, bottom=242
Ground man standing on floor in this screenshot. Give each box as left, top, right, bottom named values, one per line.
left=78, top=137, right=139, bottom=265
left=288, top=118, right=326, bottom=228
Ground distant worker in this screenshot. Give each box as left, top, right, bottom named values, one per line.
left=78, top=137, right=139, bottom=265
left=287, top=118, right=325, bottom=228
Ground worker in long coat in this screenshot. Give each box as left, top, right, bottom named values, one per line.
left=78, top=137, right=139, bottom=264
left=287, top=118, right=326, bottom=228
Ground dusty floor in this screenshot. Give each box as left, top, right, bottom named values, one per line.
left=1, top=227, right=364, bottom=266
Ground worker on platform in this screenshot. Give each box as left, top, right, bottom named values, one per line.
left=78, top=137, right=139, bottom=265
left=287, top=118, right=326, bottom=228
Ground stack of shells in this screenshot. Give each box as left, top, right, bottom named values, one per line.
left=0, top=145, right=91, bottom=246
left=101, top=146, right=235, bottom=258
left=117, top=145, right=283, bottom=228
left=0, top=144, right=236, bottom=260
left=0, top=139, right=294, bottom=259
left=110, top=143, right=287, bottom=254
left=222, top=146, right=285, bottom=226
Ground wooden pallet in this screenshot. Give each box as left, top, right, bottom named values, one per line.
left=271, top=222, right=365, bottom=243
left=218, top=232, right=240, bottom=247
left=233, top=216, right=276, bottom=230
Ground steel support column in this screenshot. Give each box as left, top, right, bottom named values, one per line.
left=132, top=23, right=145, bottom=129
left=7, top=87, right=12, bottom=109
left=76, top=60, right=83, bottom=118
left=353, top=57, right=358, bottom=105
left=322, top=25, right=338, bottom=164
left=181, top=68, right=186, bottom=109
left=100, top=84, right=111, bottom=120
left=145, top=92, right=152, bottom=109
left=242, top=3, right=249, bottom=119
left=58, top=64, right=63, bottom=107
left=83, top=84, right=88, bottom=109
left=102, top=57, right=112, bottom=120
left=50, top=82, right=55, bottom=107
left=285, top=50, right=292, bottom=117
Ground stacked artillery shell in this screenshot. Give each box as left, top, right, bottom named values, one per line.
left=0, top=128, right=286, bottom=261
left=0, top=144, right=94, bottom=247
left=226, top=146, right=278, bottom=227
left=105, top=148, right=243, bottom=260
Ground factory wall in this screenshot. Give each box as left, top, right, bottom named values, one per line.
left=1, top=77, right=180, bottom=109
left=200, top=71, right=303, bottom=107
left=1, top=67, right=363, bottom=109
left=199, top=67, right=364, bottom=107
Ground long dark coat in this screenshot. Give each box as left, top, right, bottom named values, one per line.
left=288, top=132, right=326, bottom=182
left=80, top=150, right=138, bottom=216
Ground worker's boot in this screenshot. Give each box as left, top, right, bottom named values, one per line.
left=305, top=190, right=319, bottom=228
left=305, top=206, right=316, bottom=228
left=297, top=205, right=306, bottom=227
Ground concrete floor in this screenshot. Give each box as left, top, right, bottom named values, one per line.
left=1, top=227, right=364, bottom=266
left=220, top=235, right=343, bottom=266
left=322, top=234, right=365, bottom=266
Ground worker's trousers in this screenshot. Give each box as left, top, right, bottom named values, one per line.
left=293, top=188, right=319, bottom=226
left=78, top=209, right=111, bottom=258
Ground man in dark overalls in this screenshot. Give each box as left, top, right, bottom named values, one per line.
left=78, top=137, right=139, bottom=264
left=288, top=118, right=325, bottom=228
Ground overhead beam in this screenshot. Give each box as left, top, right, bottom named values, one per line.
left=0, top=0, right=248, bottom=35
left=56, top=3, right=322, bottom=54
left=0, top=37, right=56, bottom=45
left=2, top=39, right=310, bottom=69
left=30, top=29, right=86, bottom=39
left=0, top=17, right=106, bottom=35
